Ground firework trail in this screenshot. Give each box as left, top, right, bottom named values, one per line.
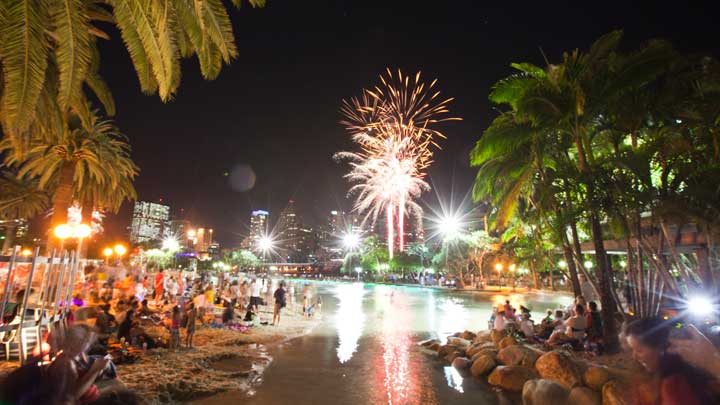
left=336, top=69, right=459, bottom=258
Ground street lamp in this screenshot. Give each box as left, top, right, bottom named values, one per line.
left=558, top=260, right=568, bottom=269
left=103, top=247, right=113, bottom=264
left=584, top=260, right=594, bottom=269
left=114, top=244, right=127, bottom=258
left=54, top=223, right=92, bottom=254
left=439, top=215, right=461, bottom=241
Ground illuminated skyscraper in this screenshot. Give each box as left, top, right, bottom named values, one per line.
left=245, top=209, right=269, bottom=250
left=130, top=201, right=170, bottom=244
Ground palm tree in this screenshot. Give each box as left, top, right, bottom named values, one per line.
left=0, top=171, right=50, bottom=252
left=0, top=0, right=266, bottom=138
left=1, top=108, right=138, bottom=251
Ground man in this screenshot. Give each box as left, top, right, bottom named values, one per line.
left=273, top=281, right=287, bottom=326
left=154, top=270, right=165, bottom=303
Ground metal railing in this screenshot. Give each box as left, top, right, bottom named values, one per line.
left=0, top=246, right=80, bottom=364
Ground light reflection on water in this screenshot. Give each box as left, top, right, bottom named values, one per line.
left=443, top=366, right=465, bottom=393
left=334, top=282, right=366, bottom=363
left=373, top=288, right=438, bottom=405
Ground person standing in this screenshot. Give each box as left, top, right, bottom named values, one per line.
left=249, top=279, right=262, bottom=314
left=185, top=302, right=197, bottom=348
left=273, top=282, right=286, bottom=326
left=154, top=270, right=165, bottom=304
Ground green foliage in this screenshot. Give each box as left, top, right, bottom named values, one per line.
left=224, top=249, right=260, bottom=269
left=0, top=0, right=266, bottom=138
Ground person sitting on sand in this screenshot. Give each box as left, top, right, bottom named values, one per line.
left=547, top=304, right=587, bottom=346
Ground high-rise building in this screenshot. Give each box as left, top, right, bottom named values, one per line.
left=242, top=210, right=269, bottom=250
left=276, top=200, right=303, bottom=262
left=130, top=201, right=170, bottom=244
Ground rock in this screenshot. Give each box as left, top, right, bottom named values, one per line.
left=445, top=350, right=462, bottom=363
left=487, top=365, right=538, bottom=392
left=535, top=351, right=583, bottom=389
left=429, top=342, right=441, bottom=351
left=491, top=329, right=506, bottom=345
left=602, top=380, right=630, bottom=405
left=467, top=341, right=494, bottom=358
left=466, top=343, right=483, bottom=358
left=470, top=354, right=496, bottom=377
left=473, top=330, right=492, bottom=344
left=419, top=339, right=440, bottom=348
left=447, top=337, right=471, bottom=349
left=569, top=386, right=601, bottom=405
left=497, top=345, right=540, bottom=368
left=498, top=336, right=517, bottom=350
left=583, top=366, right=610, bottom=391
left=471, top=348, right=498, bottom=363
left=437, top=344, right=457, bottom=357
left=522, top=379, right=569, bottom=405
left=452, top=356, right=471, bottom=370
left=460, top=330, right=476, bottom=341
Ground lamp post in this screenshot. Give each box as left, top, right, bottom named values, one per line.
left=103, top=247, right=113, bottom=264
left=54, top=223, right=91, bottom=256
left=495, top=262, right=503, bottom=288
left=439, top=214, right=462, bottom=278
left=114, top=244, right=127, bottom=263
left=342, top=232, right=360, bottom=275
left=509, top=263, right=516, bottom=291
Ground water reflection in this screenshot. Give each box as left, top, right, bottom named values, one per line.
left=434, top=296, right=470, bottom=342
left=443, top=366, right=464, bottom=393
left=374, top=288, right=438, bottom=405
left=334, top=283, right=366, bottom=363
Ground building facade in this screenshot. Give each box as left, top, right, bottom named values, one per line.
left=129, top=201, right=170, bottom=244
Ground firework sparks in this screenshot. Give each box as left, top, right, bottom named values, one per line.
left=336, top=69, right=459, bottom=257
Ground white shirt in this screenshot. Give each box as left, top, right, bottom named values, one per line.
left=251, top=283, right=261, bottom=297
left=520, top=319, right=534, bottom=337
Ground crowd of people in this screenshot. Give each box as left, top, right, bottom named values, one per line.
left=488, top=295, right=604, bottom=352
left=0, top=262, right=323, bottom=404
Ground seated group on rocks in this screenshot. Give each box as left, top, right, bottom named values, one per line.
left=489, top=296, right=605, bottom=354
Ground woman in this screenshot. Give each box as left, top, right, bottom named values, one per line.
left=547, top=304, right=587, bottom=345
left=624, top=318, right=711, bottom=405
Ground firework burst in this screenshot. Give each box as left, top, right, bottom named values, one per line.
left=336, top=69, right=459, bottom=258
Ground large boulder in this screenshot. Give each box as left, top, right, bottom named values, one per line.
left=419, top=338, right=440, bottom=348
left=491, top=329, right=506, bottom=345
left=428, top=342, right=441, bottom=351
left=437, top=344, right=457, bottom=357
left=460, top=330, right=476, bottom=341
left=445, top=350, right=463, bottom=363
left=602, top=380, right=630, bottom=405
left=470, top=354, right=496, bottom=377
left=534, top=351, right=583, bottom=389
left=473, top=330, right=493, bottom=344
left=452, top=356, right=471, bottom=371
left=568, top=387, right=601, bottom=405
left=447, top=337, right=471, bottom=349
left=498, top=336, right=517, bottom=350
left=467, top=341, right=496, bottom=358
left=497, top=345, right=541, bottom=368
left=487, top=366, right=538, bottom=392
left=583, top=366, right=610, bottom=391
left=471, top=348, right=498, bottom=363
left=522, top=379, right=569, bottom=405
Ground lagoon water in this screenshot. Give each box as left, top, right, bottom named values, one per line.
left=208, top=282, right=571, bottom=405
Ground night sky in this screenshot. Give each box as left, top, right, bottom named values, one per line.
left=95, top=0, right=718, bottom=247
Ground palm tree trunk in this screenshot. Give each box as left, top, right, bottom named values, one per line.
left=2, top=225, right=15, bottom=254
left=562, top=241, right=582, bottom=296
left=589, top=212, right=619, bottom=351
left=47, top=162, right=75, bottom=253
